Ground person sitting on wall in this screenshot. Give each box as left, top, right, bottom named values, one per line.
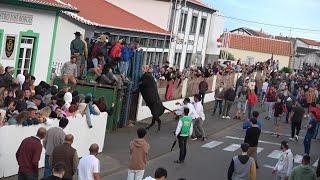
left=61, top=55, right=77, bottom=89
left=87, top=51, right=105, bottom=78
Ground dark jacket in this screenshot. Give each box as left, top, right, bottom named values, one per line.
left=51, top=143, right=78, bottom=179
left=199, top=80, right=209, bottom=93
left=15, top=99, right=28, bottom=112
left=244, top=126, right=261, bottom=147
left=224, top=88, right=236, bottom=101
left=16, top=136, right=42, bottom=174
left=214, top=87, right=225, bottom=100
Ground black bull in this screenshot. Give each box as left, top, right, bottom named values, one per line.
left=139, top=72, right=165, bottom=131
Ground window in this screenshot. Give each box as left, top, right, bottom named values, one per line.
left=156, top=40, right=164, bottom=48
left=185, top=53, right=192, bottom=68
left=109, top=35, right=118, bottom=43
left=162, top=52, right=168, bottom=64
left=178, top=12, right=188, bottom=32
left=119, top=36, right=129, bottom=43
left=190, top=15, right=198, bottom=34
left=165, top=39, right=170, bottom=48
left=173, top=52, right=181, bottom=66
left=130, top=37, right=139, bottom=43
left=148, top=39, right=156, bottom=47
left=140, top=38, right=148, bottom=47
left=199, top=18, right=207, bottom=35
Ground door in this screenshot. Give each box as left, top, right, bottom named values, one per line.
left=17, top=37, right=34, bottom=75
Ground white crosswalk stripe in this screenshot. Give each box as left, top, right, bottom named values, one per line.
left=200, top=138, right=319, bottom=167
left=202, top=141, right=223, bottom=149
left=223, top=144, right=241, bottom=152
left=257, top=147, right=264, bottom=154
left=267, top=150, right=282, bottom=159
left=313, top=159, right=319, bottom=167
left=294, top=154, right=303, bottom=164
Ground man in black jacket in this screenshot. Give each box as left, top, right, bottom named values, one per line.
left=222, top=87, right=236, bottom=119
left=244, top=118, right=261, bottom=169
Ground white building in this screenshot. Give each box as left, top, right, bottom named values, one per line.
left=0, top=0, right=77, bottom=84
left=106, top=0, right=224, bottom=69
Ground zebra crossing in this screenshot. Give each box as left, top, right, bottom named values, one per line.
left=201, top=138, right=319, bottom=167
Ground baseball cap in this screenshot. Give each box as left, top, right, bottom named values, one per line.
left=27, top=102, right=38, bottom=110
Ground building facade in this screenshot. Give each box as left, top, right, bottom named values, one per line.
left=106, top=0, right=224, bottom=69
left=227, top=33, right=293, bottom=69
left=0, top=0, right=76, bottom=83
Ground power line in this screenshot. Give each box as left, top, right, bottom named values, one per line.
left=217, top=15, right=320, bottom=33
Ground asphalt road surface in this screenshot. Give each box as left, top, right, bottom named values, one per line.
left=105, top=102, right=320, bottom=180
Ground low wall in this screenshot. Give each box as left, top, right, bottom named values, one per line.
left=136, top=73, right=241, bottom=121
left=0, top=113, right=108, bottom=178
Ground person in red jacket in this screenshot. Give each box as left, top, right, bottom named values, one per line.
left=247, top=89, right=258, bottom=119
left=16, top=127, right=47, bottom=180
left=109, top=39, right=123, bottom=60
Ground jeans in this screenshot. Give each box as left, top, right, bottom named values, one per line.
left=120, top=61, right=129, bottom=78
left=193, top=118, right=205, bottom=138
left=265, top=102, right=275, bottom=118
left=178, top=136, right=188, bottom=162
left=276, top=174, right=286, bottom=180
left=213, top=99, right=223, bottom=115
left=236, top=86, right=242, bottom=97
left=222, top=100, right=233, bottom=116
left=313, top=122, right=320, bottom=139
left=286, top=108, right=292, bottom=123
left=291, top=122, right=301, bottom=138
left=127, top=169, right=145, bottom=180
left=18, top=173, right=38, bottom=180
left=199, top=92, right=205, bottom=105
left=247, top=104, right=254, bottom=119
left=43, top=154, right=51, bottom=177
left=304, top=133, right=313, bottom=154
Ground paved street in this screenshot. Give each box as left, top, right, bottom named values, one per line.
left=102, top=102, right=320, bottom=180
left=4, top=102, right=319, bottom=180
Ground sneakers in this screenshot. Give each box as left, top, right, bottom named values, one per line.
left=226, top=116, right=231, bottom=119
left=222, top=116, right=226, bottom=119
left=191, top=137, right=198, bottom=141
left=289, top=138, right=294, bottom=141
left=294, top=135, right=299, bottom=141
left=174, top=160, right=184, bottom=164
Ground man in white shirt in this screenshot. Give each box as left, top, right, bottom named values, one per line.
left=272, top=141, right=293, bottom=180
left=192, top=94, right=206, bottom=141
left=78, top=144, right=100, bottom=180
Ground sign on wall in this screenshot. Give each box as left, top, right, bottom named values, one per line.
left=2, top=35, right=16, bottom=60
left=0, top=11, right=33, bottom=25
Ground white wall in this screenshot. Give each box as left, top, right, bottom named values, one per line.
left=53, top=16, right=85, bottom=75
left=106, top=0, right=171, bottom=30
left=0, top=4, right=56, bottom=84
left=0, top=113, right=108, bottom=178
left=206, top=11, right=224, bottom=56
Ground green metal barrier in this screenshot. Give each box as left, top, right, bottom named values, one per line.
left=55, top=78, right=124, bottom=131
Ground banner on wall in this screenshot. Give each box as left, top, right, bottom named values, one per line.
left=2, top=34, right=16, bottom=60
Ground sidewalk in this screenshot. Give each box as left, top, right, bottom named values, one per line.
left=101, top=102, right=243, bottom=177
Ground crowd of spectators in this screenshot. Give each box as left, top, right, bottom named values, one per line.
left=63, top=32, right=139, bottom=89
left=0, top=65, right=113, bottom=127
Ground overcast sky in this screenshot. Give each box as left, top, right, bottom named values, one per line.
left=203, top=0, right=320, bottom=41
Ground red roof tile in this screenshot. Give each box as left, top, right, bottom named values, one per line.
left=229, top=34, right=293, bottom=56
left=19, top=0, right=77, bottom=11
left=298, top=38, right=320, bottom=46
left=64, top=0, right=169, bottom=35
